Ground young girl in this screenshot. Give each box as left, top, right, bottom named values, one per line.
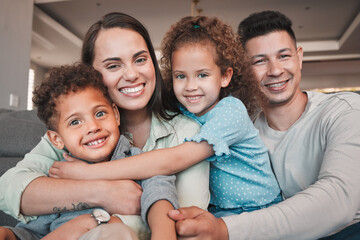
left=50, top=15, right=282, bottom=217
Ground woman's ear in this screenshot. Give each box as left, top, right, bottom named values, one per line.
left=112, top=103, right=121, bottom=126
left=47, top=130, right=65, bottom=150
left=221, top=67, right=233, bottom=88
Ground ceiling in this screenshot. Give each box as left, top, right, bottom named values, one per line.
left=32, top=0, right=360, bottom=76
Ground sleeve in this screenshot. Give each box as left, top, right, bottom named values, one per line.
left=186, top=97, right=252, bottom=160
left=0, top=135, right=64, bottom=223
left=140, top=175, right=179, bottom=225
left=171, top=115, right=210, bottom=210
left=223, top=108, right=360, bottom=239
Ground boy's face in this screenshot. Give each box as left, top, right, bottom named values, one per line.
left=47, top=87, right=120, bottom=163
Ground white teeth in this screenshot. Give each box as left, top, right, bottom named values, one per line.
left=120, top=85, right=144, bottom=94
left=267, top=82, right=286, bottom=88
left=87, top=138, right=105, bottom=146
left=187, top=96, right=201, bottom=100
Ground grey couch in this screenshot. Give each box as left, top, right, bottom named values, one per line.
left=0, top=108, right=47, bottom=226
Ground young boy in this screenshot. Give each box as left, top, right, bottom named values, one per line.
left=0, top=63, right=178, bottom=240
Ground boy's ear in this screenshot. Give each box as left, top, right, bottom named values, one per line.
left=112, top=103, right=121, bottom=126
left=221, top=67, right=233, bottom=88
left=47, top=130, right=65, bottom=150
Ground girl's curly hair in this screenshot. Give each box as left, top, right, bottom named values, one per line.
left=161, top=16, right=263, bottom=117
left=33, top=63, right=112, bottom=131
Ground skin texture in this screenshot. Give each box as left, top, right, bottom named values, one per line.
left=47, top=87, right=121, bottom=163
left=172, top=43, right=232, bottom=117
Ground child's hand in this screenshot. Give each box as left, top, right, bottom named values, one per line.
left=49, top=153, right=91, bottom=179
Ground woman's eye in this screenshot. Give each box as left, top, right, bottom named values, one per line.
left=253, top=59, right=265, bottom=65
left=96, top=111, right=106, bottom=118
left=70, top=119, right=80, bottom=126
left=135, top=57, right=147, bottom=64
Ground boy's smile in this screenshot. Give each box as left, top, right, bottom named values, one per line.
left=48, top=87, right=120, bottom=163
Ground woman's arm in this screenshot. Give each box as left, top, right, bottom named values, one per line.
left=49, top=141, right=213, bottom=180
left=0, top=136, right=142, bottom=222
left=21, top=177, right=142, bottom=216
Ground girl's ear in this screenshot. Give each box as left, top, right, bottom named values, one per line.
left=112, top=103, right=121, bottom=126
left=221, top=67, right=233, bottom=88
left=47, top=130, right=65, bottom=150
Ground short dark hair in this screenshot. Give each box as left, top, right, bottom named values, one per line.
left=33, top=63, right=111, bottom=131
left=238, top=11, right=296, bottom=46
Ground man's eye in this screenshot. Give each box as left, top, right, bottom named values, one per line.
left=279, top=54, right=291, bottom=59
left=70, top=120, right=80, bottom=126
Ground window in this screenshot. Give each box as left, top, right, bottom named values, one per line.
left=27, top=68, right=35, bottom=110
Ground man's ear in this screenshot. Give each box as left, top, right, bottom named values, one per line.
left=297, top=46, right=303, bottom=70
left=47, top=130, right=65, bottom=150
left=112, top=103, right=121, bottom=126
left=221, top=67, right=233, bottom=88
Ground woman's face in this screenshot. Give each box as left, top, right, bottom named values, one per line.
left=92, top=28, right=156, bottom=112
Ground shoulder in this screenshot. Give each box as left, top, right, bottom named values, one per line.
left=307, top=91, right=360, bottom=110
left=165, top=112, right=200, bottom=130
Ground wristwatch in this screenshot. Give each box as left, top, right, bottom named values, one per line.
left=91, top=209, right=110, bottom=225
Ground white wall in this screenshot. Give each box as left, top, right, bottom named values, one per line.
left=0, top=0, right=33, bottom=110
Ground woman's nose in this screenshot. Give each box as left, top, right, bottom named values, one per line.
left=123, top=64, right=138, bottom=82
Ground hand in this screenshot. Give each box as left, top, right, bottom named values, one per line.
left=168, top=206, right=229, bottom=240
left=49, top=153, right=91, bottom=179
left=42, top=214, right=97, bottom=240
left=100, top=179, right=142, bottom=215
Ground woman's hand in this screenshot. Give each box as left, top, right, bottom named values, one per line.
left=49, top=153, right=92, bottom=179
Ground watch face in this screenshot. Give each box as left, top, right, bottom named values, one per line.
left=92, top=209, right=110, bottom=222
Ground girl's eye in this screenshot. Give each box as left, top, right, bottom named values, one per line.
left=175, top=74, right=186, bottom=80
left=70, top=119, right=80, bottom=126
left=96, top=111, right=106, bottom=118
left=198, top=73, right=208, bottom=78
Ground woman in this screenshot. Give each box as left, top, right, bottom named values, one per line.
left=0, top=12, right=209, bottom=240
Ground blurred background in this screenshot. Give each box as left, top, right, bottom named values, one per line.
left=1, top=0, right=360, bottom=110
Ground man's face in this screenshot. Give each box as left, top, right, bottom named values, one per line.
left=245, top=30, right=303, bottom=106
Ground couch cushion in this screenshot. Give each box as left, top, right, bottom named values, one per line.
left=0, top=109, right=47, bottom=157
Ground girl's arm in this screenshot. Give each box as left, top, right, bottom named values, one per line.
left=49, top=141, right=214, bottom=180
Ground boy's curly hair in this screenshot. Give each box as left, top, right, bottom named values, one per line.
left=161, top=15, right=263, bottom=116
left=33, top=63, right=112, bottom=131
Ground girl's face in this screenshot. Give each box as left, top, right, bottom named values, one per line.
left=172, top=43, right=232, bottom=116
left=92, top=28, right=156, bottom=113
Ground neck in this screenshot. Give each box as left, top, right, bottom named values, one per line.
left=261, top=91, right=308, bottom=131
left=123, top=109, right=151, bottom=149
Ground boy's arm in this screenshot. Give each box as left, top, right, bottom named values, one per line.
left=49, top=141, right=214, bottom=180
left=147, top=200, right=177, bottom=240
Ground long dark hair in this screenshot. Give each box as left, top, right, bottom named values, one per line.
left=81, top=12, right=179, bottom=131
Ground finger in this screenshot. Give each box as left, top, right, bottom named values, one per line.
left=168, top=206, right=204, bottom=221
left=176, top=218, right=201, bottom=237
left=48, top=167, right=60, bottom=178
left=63, top=152, right=76, bottom=162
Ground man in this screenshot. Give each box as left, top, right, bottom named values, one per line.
left=169, top=10, right=360, bottom=239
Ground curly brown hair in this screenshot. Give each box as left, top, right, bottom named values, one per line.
left=161, top=16, right=262, bottom=116
left=33, top=63, right=112, bottom=131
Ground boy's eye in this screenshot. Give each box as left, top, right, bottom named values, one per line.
left=96, top=111, right=106, bottom=118
left=198, top=73, right=208, bottom=78
left=70, top=119, right=80, bottom=126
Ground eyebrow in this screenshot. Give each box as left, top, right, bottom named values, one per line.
left=102, top=50, right=149, bottom=63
